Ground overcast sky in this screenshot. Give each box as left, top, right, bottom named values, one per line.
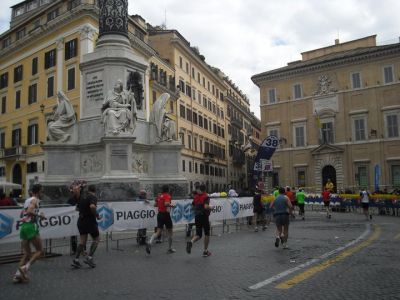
left=1, top=0, right=400, bottom=118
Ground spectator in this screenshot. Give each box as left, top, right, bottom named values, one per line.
left=0, top=192, right=14, bottom=206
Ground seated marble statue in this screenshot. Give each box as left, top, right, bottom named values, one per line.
left=101, top=80, right=137, bottom=135
left=150, top=93, right=177, bottom=142
left=47, top=91, right=76, bottom=142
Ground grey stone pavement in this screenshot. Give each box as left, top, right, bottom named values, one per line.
left=1, top=210, right=400, bottom=300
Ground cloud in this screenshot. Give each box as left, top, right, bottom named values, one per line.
left=2, top=0, right=400, bottom=118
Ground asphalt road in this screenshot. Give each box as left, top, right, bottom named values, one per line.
left=1, top=211, right=400, bottom=300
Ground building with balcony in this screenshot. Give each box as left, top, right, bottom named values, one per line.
left=252, top=35, right=400, bottom=192
left=225, top=78, right=261, bottom=191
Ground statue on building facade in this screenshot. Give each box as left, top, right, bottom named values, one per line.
left=150, top=93, right=177, bottom=142
left=47, top=91, right=76, bottom=142
left=101, top=80, right=137, bottom=135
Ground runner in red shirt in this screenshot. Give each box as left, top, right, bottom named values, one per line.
left=146, top=185, right=175, bottom=255
left=285, top=187, right=296, bottom=218
left=321, top=188, right=331, bottom=219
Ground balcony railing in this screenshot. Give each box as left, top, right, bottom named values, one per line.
left=231, top=117, right=243, bottom=129
left=0, top=146, right=27, bottom=159
left=203, top=152, right=215, bottom=164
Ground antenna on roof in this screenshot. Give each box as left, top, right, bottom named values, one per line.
left=161, top=8, right=167, bottom=30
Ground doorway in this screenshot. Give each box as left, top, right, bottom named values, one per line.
left=322, top=165, right=336, bottom=192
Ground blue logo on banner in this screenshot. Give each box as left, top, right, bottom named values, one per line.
left=231, top=200, right=239, bottom=217
left=97, top=205, right=114, bottom=231
left=183, top=202, right=194, bottom=222
left=171, top=203, right=183, bottom=223
left=0, top=212, right=14, bottom=239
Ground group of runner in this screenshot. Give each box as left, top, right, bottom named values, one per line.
left=12, top=181, right=372, bottom=283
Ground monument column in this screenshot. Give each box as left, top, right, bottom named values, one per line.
left=56, top=38, right=64, bottom=92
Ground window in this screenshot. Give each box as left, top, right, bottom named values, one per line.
left=179, top=104, right=185, bottom=118
left=182, top=160, right=185, bottom=172
left=198, top=115, right=203, bottom=127
left=14, top=6, right=25, bottom=16
left=383, top=65, right=394, bottom=84
left=200, top=164, right=204, bottom=174
left=67, top=67, right=75, bottom=90
left=386, top=113, right=399, bottom=138
left=180, top=132, right=185, bottom=146
left=14, top=65, right=23, bottom=83
left=68, top=0, right=81, bottom=10
left=15, top=90, right=21, bottom=109
left=294, top=125, right=305, bottom=147
left=297, top=169, right=306, bottom=187
left=203, top=96, right=207, bottom=108
left=47, top=76, right=54, bottom=97
left=12, top=128, right=21, bottom=147
left=198, top=91, right=201, bottom=103
left=2, top=36, right=11, bottom=49
left=192, top=67, right=195, bottom=78
left=268, top=88, right=276, bottom=104
left=0, top=130, right=5, bottom=148
left=192, top=88, right=196, bottom=100
left=293, top=84, right=302, bottom=99
left=356, top=165, right=368, bottom=188
left=322, top=121, right=334, bottom=143
left=65, top=38, right=78, bottom=60
left=186, top=62, right=189, bottom=74
left=28, top=83, right=37, bottom=104
left=1, top=96, right=6, bottom=114
left=353, top=117, right=366, bottom=141
left=27, top=162, right=38, bottom=173
left=47, top=8, right=59, bottom=22
left=0, top=73, right=8, bottom=89
left=188, top=134, right=192, bottom=149
left=179, top=57, right=182, bottom=69
left=195, top=162, right=198, bottom=173
left=199, top=140, right=203, bottom=152
left=189, top=161, right=192, bottom=173
left=32, top=57, right=38, bottom=75
left=33, top=18, right=41, bottom=29
left=27, top=1, right=38, bottom=11
left=179, top=79, right=185, bottom=92
left=45, top=49, right=56, bottom=69
left=351, top=72, right=361, bottom=89
left=16, top=28, right=26, bottom=40
left=185, top=84, right=191, bottom=97
left=193, top=137, right=197, bottom=151
left=186, top=108, right=192, bottom=122
left=28, top=123, right=38, bottom=145
left=192, top=112, right=197, bottom=125
left=197, top=72, right=200, bottom=83
left=392, top=165, right=400, bottom=188
left=204, top=117, right=208, bottom=130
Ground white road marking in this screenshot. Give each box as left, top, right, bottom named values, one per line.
left=249, top=223, right=371, bottom=290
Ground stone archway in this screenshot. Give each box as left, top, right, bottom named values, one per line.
left=314, top=153, right=343, bottom=192
left=322, top=165, right=337, bottom=192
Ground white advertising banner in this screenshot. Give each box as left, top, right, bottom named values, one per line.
left=0, top=197, right=256, bottom=245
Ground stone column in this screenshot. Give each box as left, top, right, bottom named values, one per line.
left=56, top=38, right=64, bottom=92
left=80, top=25, right=97, bottom=59
left=145, top=69, right=150, bottom=121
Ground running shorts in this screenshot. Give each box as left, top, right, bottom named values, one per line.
left=157, top=212, right=173, bottom=229
left=77, top=218, right=99, bottom=238
left=20, top=222, right=39, bottom=241
left=324, top=201, right=330, bottom=207
left=274, top=213, right=289, bottom=227
left=195, top=214, right=210, bottom=237
left=361, top=202, right=369, bottom=209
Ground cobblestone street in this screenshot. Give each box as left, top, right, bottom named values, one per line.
left=2, top=211, right=400, bottom=299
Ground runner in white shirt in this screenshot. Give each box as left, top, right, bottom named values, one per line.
left=360, top=189, right=372, bottom=220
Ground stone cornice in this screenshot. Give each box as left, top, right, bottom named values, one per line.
left=0, top=4, right=99, bottom=59
left=252, top=44, right=400, bottom=85
left=128, top=32, right=155, bottom=58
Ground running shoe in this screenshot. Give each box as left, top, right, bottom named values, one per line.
left=18, top=265, right=28, bottom=281
left=12, top=274, right=22, bottom=283
left=71, top=259, right=82, bottom=268
left=186, top=241, right=192, bottom=254
left=282, top=243, right=288, bottom=249
left=84, top=256, right=96, bottom=268
left=254, top=227, right=259, bottom=232
left=274, top=237, right=280, bottom=247
left=202, top=250, right=211, bottom=257
left=167, top=248, right=176, bottom=254
left=145, top=242, right=151, bottom=254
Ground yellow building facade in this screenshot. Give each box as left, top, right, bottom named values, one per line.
left=252, top=35, right=400, bottom=192
left=0, top=0, right=261, bottom=197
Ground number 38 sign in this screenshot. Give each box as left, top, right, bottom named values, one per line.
left=252, top=135, right=279, bottom=172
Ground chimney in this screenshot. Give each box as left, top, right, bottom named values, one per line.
left=335, top=39, right=340, bottom=45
